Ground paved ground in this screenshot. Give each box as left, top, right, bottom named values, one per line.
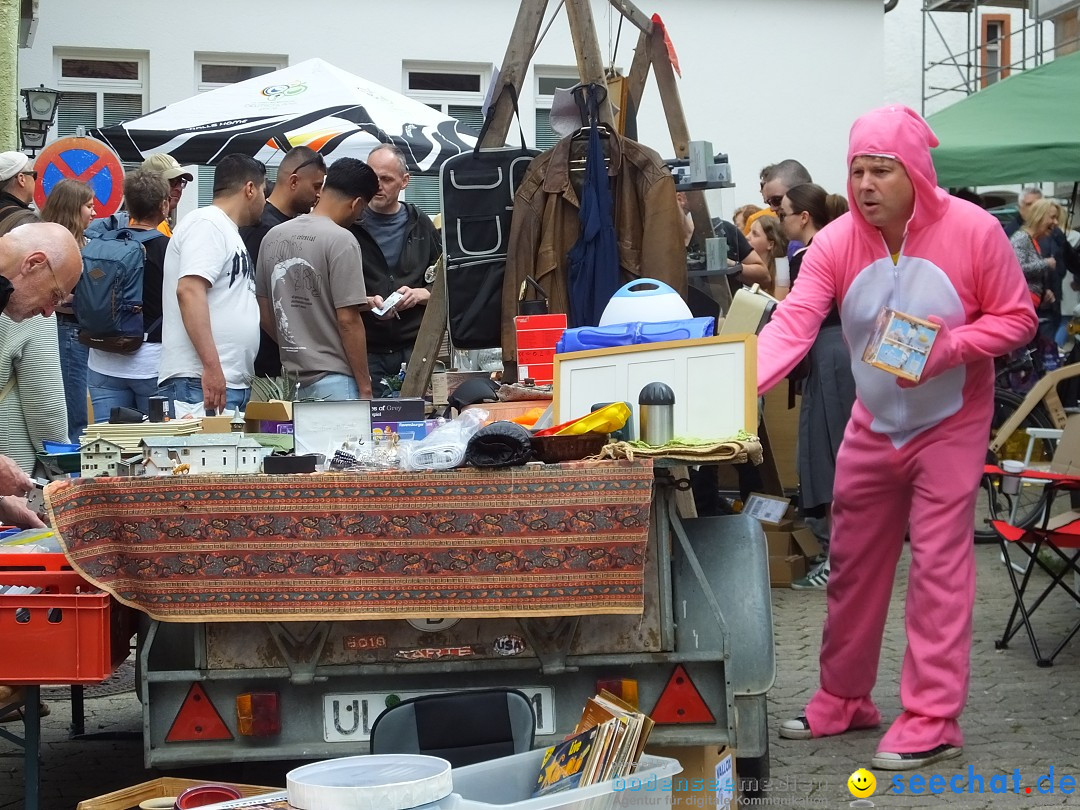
left=2, top=543, right=1079, bottom=809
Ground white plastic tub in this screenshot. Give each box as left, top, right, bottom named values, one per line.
left=446, top=748, right=683, bottom=810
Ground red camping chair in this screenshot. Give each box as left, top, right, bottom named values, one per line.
left=984, top=464, right=1080, bottom=666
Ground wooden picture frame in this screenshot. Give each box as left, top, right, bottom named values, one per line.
left=553, top=335, right=757, bottom=441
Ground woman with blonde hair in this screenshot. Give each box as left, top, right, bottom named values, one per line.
left=745, top=213, right=787, bottom=297
left=41, top=178, right=95, bottom=442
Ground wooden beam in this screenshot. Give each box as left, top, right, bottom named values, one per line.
left=564, top=0, right=615, bottom=125
left=400, top=258, right=447, bottom=399
left=625, top=29, right=651, bottom=112
left=482, top=0, right=551, bottom=147
left=607, top=0, right=653, bottom=34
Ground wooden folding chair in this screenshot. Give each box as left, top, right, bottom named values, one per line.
left=986, top=464, right=1080, bottom=666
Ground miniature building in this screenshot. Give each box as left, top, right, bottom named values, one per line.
left=140, top=434, right=272, bottom=475
left=115, top=457, right=149, bottom=477
left=79, top=438, right=124, bottom=477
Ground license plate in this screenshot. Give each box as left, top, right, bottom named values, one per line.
left=323, top=686, right=555, bottom=742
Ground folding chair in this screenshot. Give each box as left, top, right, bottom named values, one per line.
left=369, top=688, right=536, bottom=768
left=986, top=465, right=1080, bottom=666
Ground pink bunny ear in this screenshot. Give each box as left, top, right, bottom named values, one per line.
left=903, top=105, right=940, bottom=148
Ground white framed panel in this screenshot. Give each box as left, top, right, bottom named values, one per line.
left=553, top=335, right=757, bottom=442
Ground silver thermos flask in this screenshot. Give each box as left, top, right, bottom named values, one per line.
left=639, top=382, right=675, bottom=446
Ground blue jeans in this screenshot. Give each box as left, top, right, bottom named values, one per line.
left=159, top=377, right=250, bottom=415
left=297, top=373, right=360, bottom=401
left=88, top=369, right=160, bottom=421
left=368, top=348, right=412, bottom=398
left=57, top=317, right=88, bottom=442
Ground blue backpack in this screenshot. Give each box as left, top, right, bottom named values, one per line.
left=76, top=228, right=164, bottom=353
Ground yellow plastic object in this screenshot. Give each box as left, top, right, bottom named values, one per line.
left=554, top=402, right=631, bottom=436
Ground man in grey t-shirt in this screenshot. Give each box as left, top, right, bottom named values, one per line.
left=256, top=159, right=380, bottom=400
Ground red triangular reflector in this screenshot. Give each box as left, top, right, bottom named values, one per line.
left=166, top=682, right=233, bottom=742
left=650, top=664, right=716, bottom=724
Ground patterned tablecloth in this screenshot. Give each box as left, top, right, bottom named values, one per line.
left=45, top=459, right=653, bottom=622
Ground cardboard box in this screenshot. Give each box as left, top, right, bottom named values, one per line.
left=371, top=420, right=437, bottom=440
left=516, top=347, right=557, bottom=366
left=744, top=492, right=797, bottom=530
left=200, top=415, right=235, bottom=433
left=644, top=745, right=738, bottom=810
left=515, top=314, right=567, bottom=354
left=370, top=397, right=426, bottom=422
left=244, top=400, right=292, bottom=434
left=766, top=527, right=822, bottom=588
left=77, top=778, right=279, bottom=810
left=517, top=362, right=554, bottom=385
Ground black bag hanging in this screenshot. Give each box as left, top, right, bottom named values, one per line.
left=440, top=84, right=539, bottom=349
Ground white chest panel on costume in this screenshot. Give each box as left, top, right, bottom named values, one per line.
left=841, top=255, right=966, bottom=446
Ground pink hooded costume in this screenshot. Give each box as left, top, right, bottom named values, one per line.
left=758, top=106, right=1037, bottom=754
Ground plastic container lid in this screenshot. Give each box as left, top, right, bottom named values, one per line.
left=598, top=279, right=692, bottom=327
left=287, top=754, right=454, bottom=810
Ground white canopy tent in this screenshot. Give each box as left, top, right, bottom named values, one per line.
left=91, top=58, right=479, bottom=172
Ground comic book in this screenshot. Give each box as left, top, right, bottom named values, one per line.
left=533, top=725, right=601, bottom=796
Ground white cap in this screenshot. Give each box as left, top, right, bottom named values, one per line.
left=0, top=151, right=31, bottom=182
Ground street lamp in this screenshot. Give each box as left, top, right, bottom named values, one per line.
left=18, top=118, right=49, bottom=153
left=21, top=85, right=62, bottom=124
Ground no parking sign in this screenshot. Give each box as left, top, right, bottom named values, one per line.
left=32, top=137, right=126, bottom=216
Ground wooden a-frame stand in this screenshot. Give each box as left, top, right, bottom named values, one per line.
left=401, top=0, right=784, bottom=497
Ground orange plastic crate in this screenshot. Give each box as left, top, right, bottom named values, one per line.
left=1, top=554, right=134, bottom=685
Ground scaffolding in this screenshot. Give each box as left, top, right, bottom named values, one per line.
left=920, top=0, right=1063, bottom=115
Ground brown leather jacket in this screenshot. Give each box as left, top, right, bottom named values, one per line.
left=502, top=133, right=687, bottom=365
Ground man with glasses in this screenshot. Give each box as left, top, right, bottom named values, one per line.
left=0, top=152, right=40, bottom=234
left=0, top=221, right=82, bottom=322
left=240, top=146, right=327, bottom=378
left=760, top=159, right=813, bottom=260
left=140, top=154, right=194, bottom=237
left=159, top=155, right=266, bottom=415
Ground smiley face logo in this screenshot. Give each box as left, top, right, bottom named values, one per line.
left=848, top=768, right=877, bottom=798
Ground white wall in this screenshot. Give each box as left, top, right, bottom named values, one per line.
left=19, top=0, right=885, bottom=216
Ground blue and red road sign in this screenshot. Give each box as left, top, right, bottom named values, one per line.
left=33, top=137, right=126, bottom=216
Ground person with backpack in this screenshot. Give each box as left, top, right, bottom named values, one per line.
left=80, top=170, right=170, bottom=420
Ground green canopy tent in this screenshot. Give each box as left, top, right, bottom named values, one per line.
left=927, top=49, right=1080, bottom=188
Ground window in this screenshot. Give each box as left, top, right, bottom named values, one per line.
left=54, top=51, right=146, bottom=137
left=402, top=63, right=491, bottom=216
left=981, top=15, right=1011, bottom=87
left=535, top=70, right=580, bottom=150
left=195, top=54, right=287, bottom=93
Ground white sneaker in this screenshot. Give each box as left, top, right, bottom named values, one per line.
left=792, top=558, right=830, bottom=590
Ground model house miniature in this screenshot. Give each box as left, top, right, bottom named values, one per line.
left=79, top=438, right=124, bottom=477
left=140, top=435, right=272, bottom=475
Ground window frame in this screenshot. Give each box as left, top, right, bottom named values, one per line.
left=195, top=52, right=288, bottom=93
left=53, top=48, right=147, bottom=136
left=980, top=14, right=1012, bottom=88
left=534, top=67, right=580, bottom=151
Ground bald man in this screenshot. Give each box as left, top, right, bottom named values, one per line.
left=0, top=222, right=82, bottom=322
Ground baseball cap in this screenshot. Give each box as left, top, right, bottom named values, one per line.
left=141, top=153, right=194, bottom=182
left=0, top=151, right=31, bottom=182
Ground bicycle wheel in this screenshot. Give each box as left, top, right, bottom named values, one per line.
left=975, top=388, right=1056, bottom=543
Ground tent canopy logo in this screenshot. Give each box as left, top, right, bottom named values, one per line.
left=262, top=81, right=308, bottom=99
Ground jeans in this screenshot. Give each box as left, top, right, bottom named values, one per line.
left=368, top=348, right=412, bottom=398
left=88, top=369, right=160, bottom=422
left=57, top=317, right=88, bottom=442
left=159, top=377, right=250, bottom=415
left=297, top=373, right=360, bottom=401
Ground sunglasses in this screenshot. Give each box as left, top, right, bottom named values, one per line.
left=169, top=177, right=188, bottom=189
left=292, top=155, right=326, bottom=174
left=765, top=195, right=784, bottom=208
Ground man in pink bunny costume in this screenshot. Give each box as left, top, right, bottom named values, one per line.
left=757, top=105, right=1037, bottom=770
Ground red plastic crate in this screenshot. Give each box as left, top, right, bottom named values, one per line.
left=1, top=554, right=135, bottom=685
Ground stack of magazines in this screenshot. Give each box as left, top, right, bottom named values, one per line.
left=532, top=690, right=654, bottom=797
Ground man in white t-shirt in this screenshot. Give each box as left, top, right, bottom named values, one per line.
left=256, top=158, right=379, bottom=400
left=159, top=154, right=266, bottom=414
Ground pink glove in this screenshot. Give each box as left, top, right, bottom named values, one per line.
left=897, top=316, right=958, bottom=388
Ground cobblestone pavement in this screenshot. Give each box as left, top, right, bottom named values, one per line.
left=2, top=544, right=1078, bottom=809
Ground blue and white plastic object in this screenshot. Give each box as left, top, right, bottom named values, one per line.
left=598, top=279, right=693, bottom=326
left=556, top=316, right=715, bottom=353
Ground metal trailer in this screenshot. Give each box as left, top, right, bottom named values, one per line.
left=138, top=472, right=775, bottom=782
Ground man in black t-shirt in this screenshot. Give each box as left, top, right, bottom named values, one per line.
left=239, top=147, right=327, bottom=378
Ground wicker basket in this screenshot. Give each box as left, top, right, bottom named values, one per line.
left=530, top=433, right=608, bottom=463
